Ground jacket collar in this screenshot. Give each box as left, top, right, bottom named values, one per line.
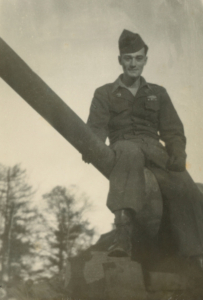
left=111, top=74, right=151, bottom=94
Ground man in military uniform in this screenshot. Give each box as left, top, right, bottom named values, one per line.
left=85, top=30, right=203, bottom=268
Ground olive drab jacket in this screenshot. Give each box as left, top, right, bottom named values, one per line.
left=87, top=76, right=186, bottom=159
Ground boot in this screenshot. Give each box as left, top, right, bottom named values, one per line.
left=108, top=209, right=134, bottom=257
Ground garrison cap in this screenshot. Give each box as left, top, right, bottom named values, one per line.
left=119, top=29, right=148, bottom=54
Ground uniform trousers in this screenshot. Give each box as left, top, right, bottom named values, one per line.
left=107, top=137, right=203, bottom=257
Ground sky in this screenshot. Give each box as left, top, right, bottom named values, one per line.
left=1, top=0, right=203, bottom=235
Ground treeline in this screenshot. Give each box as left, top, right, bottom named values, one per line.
left=0, top=164, right=95, bottom=299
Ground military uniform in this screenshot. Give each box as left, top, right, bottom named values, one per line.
left=87, top=75, right=186, bottom=208
left=87, top=75, right=203, bottom=257
left=86, top=29, right=203, bottom=258
left=87, top=75, right=186, bottom=156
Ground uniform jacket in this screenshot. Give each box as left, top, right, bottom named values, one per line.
left=87, top=76, right=186, bottom=159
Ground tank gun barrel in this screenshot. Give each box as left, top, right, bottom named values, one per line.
left=0, top=38, right=115, bottom=178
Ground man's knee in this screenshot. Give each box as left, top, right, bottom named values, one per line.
left=111, top=140, right=143, bottom=159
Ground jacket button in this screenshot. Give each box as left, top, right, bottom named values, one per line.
left=147, top=123, right=151, bottom=127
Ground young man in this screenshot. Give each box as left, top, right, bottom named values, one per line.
left=86, top=30, right=203, bottom=269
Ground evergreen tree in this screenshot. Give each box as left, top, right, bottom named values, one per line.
left=0, top=164, right=36, bottom=283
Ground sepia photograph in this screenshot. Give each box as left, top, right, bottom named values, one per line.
left=1, top=0, right=203, bottom=299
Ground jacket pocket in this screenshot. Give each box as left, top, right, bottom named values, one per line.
left=145, top=99, right=160, bottom=111
left=110, top=98, right=129, bottom=113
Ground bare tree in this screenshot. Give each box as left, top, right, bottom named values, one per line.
left=40, top=186, right=95, bottom=275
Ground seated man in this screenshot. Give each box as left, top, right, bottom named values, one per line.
left=85, top=29, right=203, bottom=269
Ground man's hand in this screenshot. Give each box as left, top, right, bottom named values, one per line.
left=167, top=155, right=186, bottom=172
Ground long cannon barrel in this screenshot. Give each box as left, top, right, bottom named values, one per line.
left=0, top=38, right=115, bottom=178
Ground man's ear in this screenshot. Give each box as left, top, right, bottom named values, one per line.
left=118, top=55, right=122, bottom=65
left=144, top=56, right=148, bottom=65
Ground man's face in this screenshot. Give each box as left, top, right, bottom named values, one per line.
left=119, top=47, right=147, bottom=79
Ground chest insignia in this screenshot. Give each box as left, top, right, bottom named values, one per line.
left=116, top=92, right=122, bottom=97
left=147, top=95, right=157, bottom=101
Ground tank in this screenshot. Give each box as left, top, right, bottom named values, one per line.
left=2, top=37, right=203, bottom=300
left=0, top=37, right=162, bottom=235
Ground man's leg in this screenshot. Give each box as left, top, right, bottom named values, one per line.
left=107, top=140, right=145, bottom=212
left=107, top=140, right=146, bottom=257
left=108, top=209, right=134, bottom=257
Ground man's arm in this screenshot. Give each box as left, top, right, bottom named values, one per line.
left=87, top=87, right=110, bottom=143
left=159, top=89, right=187, bottom=172
left=83, top=87, right=110, bottom=163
